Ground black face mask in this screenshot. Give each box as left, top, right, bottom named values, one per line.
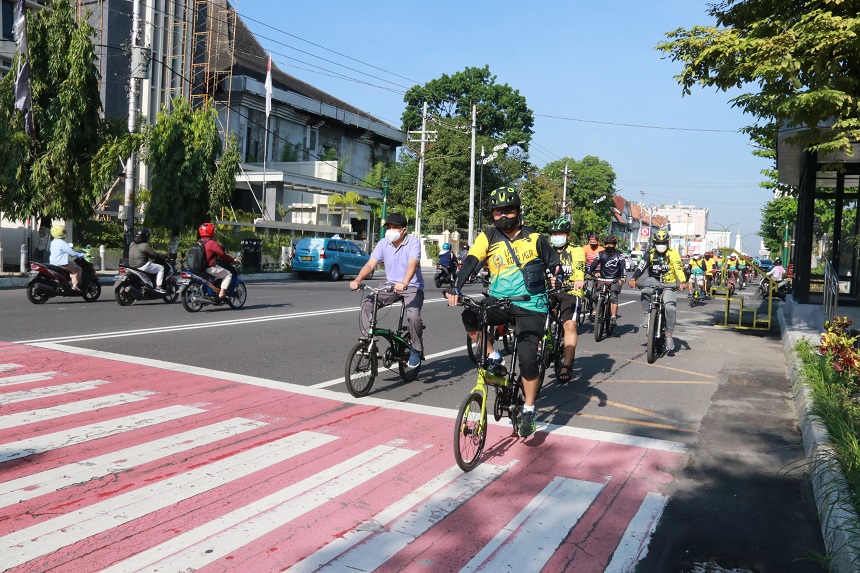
left=604, top=245, right=615, bottom=253
left=494, top=216, right=518, bottom=232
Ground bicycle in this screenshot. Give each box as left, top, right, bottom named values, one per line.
left=689, top=274, right=705, bottom=307
left=592, top=277, right=618, bottom=342
left=644, top=283, right=678, bottom=364
left=536, top=285, right=580, bottom=386
left=466, top=319, right=515, bottom=364
left=453, top=294, right=530, bottom=472
left=344, top=284, right=421, bottom=397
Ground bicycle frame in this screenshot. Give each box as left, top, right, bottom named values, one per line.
left=360, top=286, right=411, bottom=368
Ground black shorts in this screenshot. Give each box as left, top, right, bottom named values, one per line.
left=550, top=292, right=581, bottom=324
left=462, top=300, right=546, bottom=380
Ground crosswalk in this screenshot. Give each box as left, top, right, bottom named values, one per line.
left=0, top=341, right=681, bottom=572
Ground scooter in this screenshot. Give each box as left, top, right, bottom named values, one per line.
left=26, top=256, right=102, bottom=304
left=434, top=263, right=456, bottom=288
left=114, top=257, right=180, bottom=305
left=469, top=263, right=490, bottom=288
left=758, top=277, right=792, bottom=300
left=178, top=262, right=248, bottom=312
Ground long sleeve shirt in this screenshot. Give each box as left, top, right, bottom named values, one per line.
left=49, top=238, right=81, bottom=266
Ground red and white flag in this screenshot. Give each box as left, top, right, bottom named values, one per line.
left=265, top=54, right=272, bottom=118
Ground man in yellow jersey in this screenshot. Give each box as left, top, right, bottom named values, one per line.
left=702, top=252, right=717, bottom=298
left=548, top=217, right=585, bottom=384
left=628, top=229, right=687, bottom=353
left=446, top=186, right=560, bottom=438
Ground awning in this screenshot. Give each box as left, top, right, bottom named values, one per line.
left=235, top=165, right=382, bottom=199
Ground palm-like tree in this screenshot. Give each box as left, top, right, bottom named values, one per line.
left=327, top=191, right=363, bottom=227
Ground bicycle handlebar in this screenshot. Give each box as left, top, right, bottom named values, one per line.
left=351, top=283, right=396, bottom=293
left=458, top=293, right=530, bottom=309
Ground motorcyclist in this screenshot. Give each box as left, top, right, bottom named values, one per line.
left=49, top=224, right=85, bottom=292
left=197, top=223, right=237, bottom=303
left=438, top=242, right=457, bottom=281
left=129, top=228, right=167, bottom=294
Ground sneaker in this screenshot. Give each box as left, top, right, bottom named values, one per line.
left=610, top=316, right=617, bottom=326
left=407, top=349, right=421, bottom=368
left=641, top=313, right=649, bottom=328
left=665, top=335, right=675, bottom=353
left=518, top=409, right=536, bottom=438
left=487, top=356, right=506, bottom=376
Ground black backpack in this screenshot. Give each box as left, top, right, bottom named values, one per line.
left=186, top=240, right=208, bottom=271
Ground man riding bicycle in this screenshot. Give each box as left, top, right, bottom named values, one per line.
left=587, top=235, right=627, bottom=325
left=628, top=230, right=687, bottom=353
left=547, top=217, right=585, bottom=384
left=688, top=254, right=707, bottom=299
left=446, top=186, right=560, bottom=438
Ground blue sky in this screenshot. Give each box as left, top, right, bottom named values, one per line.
left=238, top=1, right=770, bottom=246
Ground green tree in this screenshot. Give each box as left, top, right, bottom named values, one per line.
left=759, top=196, right=797, bottom=254
left=0, top=0, right=103, bottom=221
left=210, top=134, right=241, bottom=220
left=656, top=1, right=860, bottom=158
left=541, top=156, right=617, bottom=241
left=327, top=191, right=363, bottom=227
left=142, top=98, right=222, bottom=236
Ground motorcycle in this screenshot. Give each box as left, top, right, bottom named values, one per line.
left=469, top=263, right=490, bottom=288
left=758, top=277, right=792, bottom=300
left=26, top=256, right=102, bottom=304
left=178, top=261, right=248, bottom=312
left=434, top=263, right=456, bottom=289
left=114, top=257, right=180, bottom=306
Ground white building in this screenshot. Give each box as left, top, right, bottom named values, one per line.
left=655, top=203, right=709, bottom=256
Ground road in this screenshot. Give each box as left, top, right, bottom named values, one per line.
left=0, top=277, right=825, bottom=572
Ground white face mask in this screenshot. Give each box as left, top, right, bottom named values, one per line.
left=385, top=228, right=403, bottom=243
left=655, top=244, right=668, bottom=254
left=550, top=234, right=567, bottom=248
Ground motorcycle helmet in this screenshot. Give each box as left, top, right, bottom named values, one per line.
left=549, top=217, right=571, bottom=233
left=50, top=225, right=67, bottom=239
left=199, top=222, right=215, bottom=238
left=774, top=258, right=782, bottom=265
left=488, top=186, right=521, bottom=210
left=442, top=242, right=451, bottom=251
left=133, top=228, right=151, bottom=244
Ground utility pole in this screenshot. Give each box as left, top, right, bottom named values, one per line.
left=468, top=103, right=476, bottom=246
left=121, top=0, right=149, bottom=259
left=407, top=102, right=436, bottom=238
left=561, top=163, right=569, bottom=216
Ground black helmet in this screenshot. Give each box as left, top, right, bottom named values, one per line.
left=549, top=217, right=571, bottom=233
left=133, top=228, right=150, bottom=244
left=489, top=186, right=521, bottom=210
left=774, top=258, right=782, bottom=265
left=603, top=235, right=617, bottom=245
left=653, top=229, right=670, bottom=244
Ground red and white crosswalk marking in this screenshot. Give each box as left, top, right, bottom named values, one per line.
left=0, top=341, right=682, bottom=572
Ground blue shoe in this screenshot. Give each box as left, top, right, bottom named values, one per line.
left=407, top=349, right=421, bottom=368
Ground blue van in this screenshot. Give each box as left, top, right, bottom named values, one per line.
left=291, top=238, right=372, bottom=280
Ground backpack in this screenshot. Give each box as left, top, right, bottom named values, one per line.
left=186, top=240, right=208, bottom=271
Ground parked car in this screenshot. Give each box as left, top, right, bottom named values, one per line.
left=290, top=237, right=372, bottom=280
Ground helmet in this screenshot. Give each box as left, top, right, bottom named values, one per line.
left=133, top=228, right=150, bottom=243
left=442, top=242, right=451, bottom=251
left=693, top=253, right=702, bottom=260
left=774, top=258, right=782, bottom=265
left=199, top=223, right=215, bottom=238
left=488, top=186, right=521, bottom=210
left=653, top=229, right=670, bottom=243
left=730, top=253, right=737, bottom=259
left=50, top=225, right=67, bottom=239
left=549, top=217, right=571, bottom=233
left=588, top=233, right=599, bottom=241
left=603, top=235, right=617, bottom=245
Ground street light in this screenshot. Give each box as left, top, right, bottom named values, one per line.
left=710, top=223, right=737, bottom=250
left=477, top=140, right=525, bottom=232
left=379, top=176, right=391, bottom=240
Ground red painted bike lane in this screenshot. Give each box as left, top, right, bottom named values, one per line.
left=0, top=341, right=682, bottom=572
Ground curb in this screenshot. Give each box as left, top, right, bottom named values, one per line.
left=0, top=271, right=300, bottom=290
left=778, top=305, right=860, bottom=572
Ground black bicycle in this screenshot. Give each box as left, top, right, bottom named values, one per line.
left=344, top=284, right=421, bottom=397
left=592, top=277, right=617, bottom=342
left=644, top=283, right=677, bottom=364
left=536, top=285, right=581, bottom=386
left=454, top=294, right=530, bottom=472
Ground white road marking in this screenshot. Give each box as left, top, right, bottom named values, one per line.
left=0, top=417, right=266, bottom=509
left=603, top=492, right=668, bottom=572
left=0, top=405, right=205, bottom=463
left=0, top=392, right=147, bottom=430
left=0, top=363, right=23, bottom=372
left=0, top=380, right=109, bottom=405
left=312, top=346, right=468, bottom=389
left=100, top=444, right=417, bottom=573
left=461, top=476, right=606, bottom=572
left=0, top=371, right=58, bottom=386
left=1, top=431, right=338, bottom=570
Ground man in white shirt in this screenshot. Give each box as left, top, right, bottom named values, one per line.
left=49, top=225, right=84, bottom=291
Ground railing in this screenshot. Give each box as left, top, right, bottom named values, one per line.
left=823, top=259, right=840, bottom=324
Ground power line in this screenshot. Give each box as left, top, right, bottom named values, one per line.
left=535, top=113, right=740, bottom=133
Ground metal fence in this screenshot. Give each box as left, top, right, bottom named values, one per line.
left=823, top=259, right=839, bottom=324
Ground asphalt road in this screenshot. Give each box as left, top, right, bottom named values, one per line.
left=0, top=276, right=826, bottom=572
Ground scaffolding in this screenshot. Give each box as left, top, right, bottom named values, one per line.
left=190, top=0, right=235, bottom=144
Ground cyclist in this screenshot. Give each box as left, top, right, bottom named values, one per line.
left=129, top=228, right=167, bottom=294
left=437, top=242, right=458, bottom=281
left=351, top=212, right=425, bottom=368
left=547, top=217, right=585, bottom=384
left=702, top=252, right=717, bottom=297
left=726, top=253, right=740, bottom=287
left=738, top=253, right=748, bottom=288
left=446, top=186, right=560, bottom=438
left=688, top=254, right=706, bottom=299
left=587, top=235, right=627, bottom=326
left=628, top=229, right=687, bottom=353
left=582, top=234, right=604, bottom=318
left=197, top=222, right=237, bottom=304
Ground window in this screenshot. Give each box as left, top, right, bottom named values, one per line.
left=2, top=0, right=14, bottom=42
left=326, top=241, right=337, bottom=251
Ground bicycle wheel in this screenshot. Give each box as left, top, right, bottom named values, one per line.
left=605, top=297, right=615, bottom=336
left=466, top=329, right=484, bottom=364
left=454, top=391, right=487, bottom=472
left=594, top=296, right=606, bottom=342
left=398, top=352, right=421, bottom=382
left=502, top=321, right=516, bottom=354
left=646, top=306, right=661, bottom=364
left=345, top=341, right=378, bottom=397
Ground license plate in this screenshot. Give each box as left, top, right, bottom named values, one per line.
left=300, top=256, right=312, bottom=261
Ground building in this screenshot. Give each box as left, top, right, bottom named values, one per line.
left=655, top=203, right=709, bottom=256
left=612, top=196, right=668, bottom=251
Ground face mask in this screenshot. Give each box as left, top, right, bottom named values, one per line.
left=655, top=244, right=668, bottom=254
left=550, top=235, right=567, bottom=248
left=385, top=228, right=403, bottom=242
left=604, top=245, right=615, bottom=252
left=494, top=215, right=518, bottom=232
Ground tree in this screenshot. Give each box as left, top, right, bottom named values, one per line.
left=0, top=0, right=103, bottom=221
left=541, top=156, right=618, bottom=241
left=142, top=98, right=222, bottom=236
left=656, top=1, right=860, bottom=157
left=402, top=66, right=534, bottom=145
left=759, top=196, right=797, bottom=255
left=327, top=191, right=363, bottom=227
left=210, top=134, right=241, bottom=220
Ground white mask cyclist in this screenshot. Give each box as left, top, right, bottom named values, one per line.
left=385, top=228, right=404, bottom=243
left=655, top=244, right=668, bottom=254
left=550, top=234, right=567, bottom=248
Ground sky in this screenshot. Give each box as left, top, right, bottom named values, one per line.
left=236, top=0, right=771, bottom=250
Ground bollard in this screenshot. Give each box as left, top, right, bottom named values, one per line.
left=99, top=245, right=106, bottom=272
left=280, top=246, right=289, bottom=270
left=20, top=244, right=27, bottom=273
left=0, top=243, right=3, bottom=273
